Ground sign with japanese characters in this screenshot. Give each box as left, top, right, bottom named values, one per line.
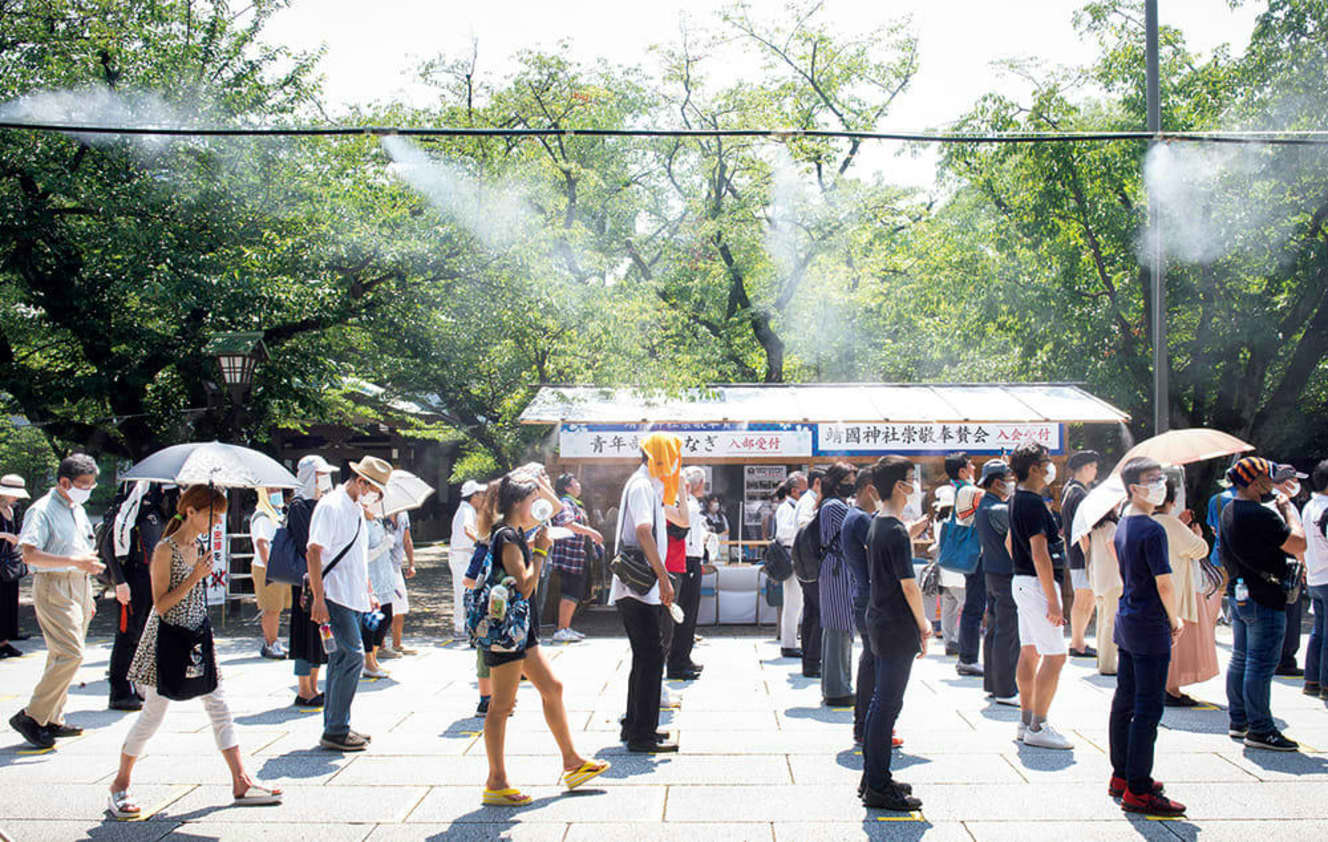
left=815, top=422, right=1061, bottom=455
left=560, top=423, right=813, bottom=460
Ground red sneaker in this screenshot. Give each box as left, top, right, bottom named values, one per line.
left=892, top=730, right=904, bottom=748
left=1121, top=789, right=1185, bottom=816
left=1107, top=776, right=1164, bottom=799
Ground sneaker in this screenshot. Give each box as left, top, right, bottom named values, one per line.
left=1274, top=664, right=1304, bottom=677
left=362, top=666, right=391, bottom=679
left=1016, top=721, right=1027, bottom=742
left=569, top=628, right=587, bottom=640
left=475, top=697, right=490, bottom=717
left=1228, top=724, right=1248, bottom=739
left=944, top=642, right=960, bottom=656
left=861, top=782, right=922, bottom=811
left=295, top=693, right=324, bottom=708
left=378, top=646, right=402, bottom=660
left=955, top=662, right=984, bottom=677
left=44, top=722, right=83, bottom=738
left=993, top=695, right=1020, bottom=707
left=319, top=732, right=369, bottom=752
left=1320, top=686, right=1328, bottom=701
left=108, top=697, right=143, bottom=712
left=1244, top=731, right=1299, bottom=752
left=0, top=643, right=23, bottom=658
left=1108, top=775, right=1164, bottom=799
left=399, top=646, right=419, bottom=656
left=1121, top=789, right=1185, bottom=816
left=1022, top=723, right=1074, bottom=750
left=260, top=642, right=284, bottom=660
left=1069, top=645, right=1098, bottom=658
left=9, top=711, right=54, bottom=749
left=552, top=628, right=581, bottom=643
left=1304, top=682, right=1322, bottom=697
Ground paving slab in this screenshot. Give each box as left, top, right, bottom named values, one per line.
left=773, top=821, right=973, bottom=841
left=0, top=819, right=182, bottom=841
left=406, top=784, right=665, bottom=823
left=365, top=823, right=568, bottom=841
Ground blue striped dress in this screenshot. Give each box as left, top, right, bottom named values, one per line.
left=818, top=498, right=855, bottom=632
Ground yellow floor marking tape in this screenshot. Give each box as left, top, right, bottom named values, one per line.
left=17, top=747, right=53, bottom=756
left=875, top=811, right=925, bottom=822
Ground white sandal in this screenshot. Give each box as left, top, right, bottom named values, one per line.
left=233, top=783, right=283, bottom=806
left=107, top=790, right=141, bottom=819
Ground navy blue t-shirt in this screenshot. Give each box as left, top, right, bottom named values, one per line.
left=1113, top=514, right=1173, bottom=656
left=841, top=505, right=873, bottom=621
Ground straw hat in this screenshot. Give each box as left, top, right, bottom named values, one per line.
left=0, top=474, right=30, bottom=500
left=349, top=456, right=392, bottom=491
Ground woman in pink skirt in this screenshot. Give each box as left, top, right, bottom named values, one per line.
left=1152, top=480, right=1217, bottom=705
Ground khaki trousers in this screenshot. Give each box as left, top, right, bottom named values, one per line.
left=28, top=571, right=94, bottom=726
left=1095, top=591, right=1121, bottom=675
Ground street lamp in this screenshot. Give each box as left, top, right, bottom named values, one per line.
left=203, top=331, right=269, bottom=442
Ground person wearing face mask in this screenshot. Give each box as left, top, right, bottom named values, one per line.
left=306, top=455, right=391, bottom=752
left=0, top=474, right=31, bottom=661
left=1270, top=464, right=1310, bottom=678
left=286, top=455, right=339, bottom=708
left=1061, top=450, right=1101, bottom=659
left=1301, top=460, right=1328, bottom=699
left=249, top=487, right=292, bottom=661
left=703, top=494, right=729, bottom=541
left=9, top=454, right=106, bottom=749
left=976, top=460, right=1019, bottom=704
left=1151, top=478, right=1216, bottom=707
left=817, top=462, right=859, bottom=707
left=105, top=482, right=167, bottom=711
left=1006, top=442, right=1073, bottom=750
left=1221, top=457, right=1307, bottom=752
left=1107, top=457, right=1186, bottom=816
left=795, top=469, right=826, bottom=678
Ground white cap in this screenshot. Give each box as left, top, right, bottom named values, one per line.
left=0, top=474, right=29, bottom=499
left=300, top=455, right=339, bottom=475
left=460, top=479, right=486, bottom=498
left=931, top=484, right=955, bottom=509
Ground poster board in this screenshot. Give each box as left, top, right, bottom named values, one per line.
left=743, top=465, right=787, bottom=541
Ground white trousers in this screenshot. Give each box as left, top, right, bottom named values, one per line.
left=780, top=570, right=803, bottom=649
left=449, top=549, right=471, bottom=635
left=122, top=685, right=237, bottom=758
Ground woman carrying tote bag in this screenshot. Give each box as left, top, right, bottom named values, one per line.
left=106, top=485, right=282, bottom=819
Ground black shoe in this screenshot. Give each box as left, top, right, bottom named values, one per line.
left=824, top=695, right=855, bottom=707
left=0, top=643, right=22, bottom=658
left=109, top=697, right=143, bottom=712
left=861, top=782, right=921, bottom=811
left=295, top=693, right=325, bottom=708
left=667, top=669, right=702, bottom=681
left=780, top=648, right=802, bottom=658
left=621, top=729, right=671, bottom=743
left=475, top=697, right=490, bottom=716
left=12, top=633, right=30, bottom=641
left=44, top=722, right=82, bottom=738
left=1069, top=646, right=1098, bottom=658
left=685, top=662, right=704, bottom=673
left=9, top=711, right=53, bottom=749
left=1303, top=682, right=1322, bottom=697
left=319, top=732, right=369, bottom=752
left=944, top=643, right=959, bottom=656
left=1244, top=731, right=1299, bottom=752
left=1165, top=692, right=1200, bottom=707
left=803, top=667, right=822, bottom=678
left=1275, top=664, right=1305, bottom=677
left=627, top=738, right=679, bottom=753
left=955, top=662, right=984, bottom=677
left=859, top=780, right=912, bottom=797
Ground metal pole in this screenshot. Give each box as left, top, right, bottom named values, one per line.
left=1146, top=0, right=1168, bottom=434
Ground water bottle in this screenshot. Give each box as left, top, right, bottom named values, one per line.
left=489, top=583, right=509, bottom=621
left=319, top=623, right=337, bottom=654
left=1234, top=578, right=1249, bottom=602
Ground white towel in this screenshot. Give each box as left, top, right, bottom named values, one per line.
left=112, top=480, right=150, bottom=559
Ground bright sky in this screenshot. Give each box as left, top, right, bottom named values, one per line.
left=262, top=0, right=1263, bottom=190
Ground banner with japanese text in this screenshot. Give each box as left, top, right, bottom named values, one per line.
left=559, top=423, right=813, bottom=460
left=815, top=422, right=1061, bottom=455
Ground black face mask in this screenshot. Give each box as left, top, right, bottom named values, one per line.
left=837, top=482, right=855, bottom=498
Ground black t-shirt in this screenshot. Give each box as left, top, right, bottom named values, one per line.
left=1061, top=481, right=1088, bottom=570
left=489, top=525, right=532, bottom=582
left=1010, top=488, right=1059, bottom=578
left=1221, top=499, right=1292, bottom=610
left=865, top=515, right=921, bottom=659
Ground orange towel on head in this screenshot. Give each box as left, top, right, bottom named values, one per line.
left=640, top=432, right=683, bottom=506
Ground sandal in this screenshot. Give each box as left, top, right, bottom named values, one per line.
left=107, top=790, right=141, bottom=820
left=560, top=759, right=610, bottom=791
left=233, top=783, right=283, bottom=806
left=482, top=787, right=533, bottom=806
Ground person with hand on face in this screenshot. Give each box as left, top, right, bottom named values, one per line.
left=1270, top=463, right=1310, bottom=677
left=9, top=454, right=105, bottom=749
left=1222, top=457, right=1307, bottom=752
left=480, top=470, right=609, bottom=805
left=1006, top=442, right=1073, bottom=750
left=1108, top=458, right=1187, bottom=816
left=859, top=456, right=930, bottom=813
left=551, top=473, right=604, bottom=643
left=0, top=474, right=30, bottom=660
left=307, top=456, right=390, bottom=752
left=106, top=486, right=282, bottom=819
left=249, top=487, right=292, bottom=661
left=612, top=433, right=681, bottom=753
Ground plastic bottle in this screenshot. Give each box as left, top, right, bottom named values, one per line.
left=319, top=623, right=337, bottom=654
left=1234, top=578, right=1249, bottom=602
left=489, top=583, right=509, bottom=621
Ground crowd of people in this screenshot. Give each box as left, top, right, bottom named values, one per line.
left=1, top=438, right=1325, bottom=818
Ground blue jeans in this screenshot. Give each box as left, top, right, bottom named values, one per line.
left=1226, top=598, right=1287, bottom=736
left=323, top=600, right=365, bottom=738
left=862, top=652, right=914, bottom=794
left=1108, top=647, right=1170, bottom=794
left=1306, top=585, right=1328, bottom=687
left=959, top=567, right=986, bottom=664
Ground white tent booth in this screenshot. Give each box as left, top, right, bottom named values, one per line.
left=520, top=382, right=1130, bottom=626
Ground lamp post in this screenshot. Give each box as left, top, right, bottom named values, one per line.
left=203, top=331, right=269, bottom=443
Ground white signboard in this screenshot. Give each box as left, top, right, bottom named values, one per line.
left=560, top=424, right=812, bottom=460
left=204, top=491, right=229, bottom=606
left=816, top=422, right=1061, bottom=454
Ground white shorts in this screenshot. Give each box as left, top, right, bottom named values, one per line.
left=1012, top=575, right=1068, bottom=656
left=391, top=569, right=410, bottom=615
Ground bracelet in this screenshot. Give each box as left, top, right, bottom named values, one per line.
left=532, top=547, right=548, bottom=557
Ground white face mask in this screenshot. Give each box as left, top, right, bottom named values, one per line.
left=317, top=474, right=333, bottom=493
left=1286, top=480, right=1302, bottom=499
left=1043, top=462, right=1057, bottom=484
left=269, top=491, right=283, bottom=508
left=360, top=489, right=381, bottom=507
left=1137, top=480, right=1167, bottom=507
left=65, top=485, right=92, bottom=505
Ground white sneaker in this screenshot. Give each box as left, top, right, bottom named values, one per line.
left=994, top=695, right=1021, bottom=707
left=569, top=628, right=586, bottom=640
left=1016, top=721, right=1027, bottom=742
left=378, top=646, right=402, bottom=660
left=362, top=666, right=390, bottom=679
left=552, top=628, right=580, bottom=643
left=1022, top=722, right=1074, bottom=750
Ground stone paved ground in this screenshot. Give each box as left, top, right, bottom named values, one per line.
left=2, top=589, right=1328, bottom=840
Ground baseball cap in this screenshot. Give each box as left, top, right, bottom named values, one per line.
left=979, top=459, right=1013, bottom=487
left=931, top=484, right=955, bottom=510
left=1226, top=456, right=1273, bottom=488
left=1272, top=463, right=1308, bottom=482
left=460, top=479, right=487, bottom=498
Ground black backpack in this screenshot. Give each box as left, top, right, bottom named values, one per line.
left=791, top=508, right=825, bottom=583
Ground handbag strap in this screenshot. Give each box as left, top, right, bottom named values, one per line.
left=321, top=518, right=363, bottom=580
left=613, top=471, right=658, bottom=557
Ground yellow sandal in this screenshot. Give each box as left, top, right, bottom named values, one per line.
left=560, top=760, right=611, bottom=791
left=482, top=787, right=533, bottom=806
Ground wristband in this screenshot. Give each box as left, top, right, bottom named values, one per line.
left=532, top=547, right=548, bottom=557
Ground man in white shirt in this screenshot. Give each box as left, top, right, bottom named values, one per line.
left=668, top=466, right=709, bottom=677
left=448, top=480, right=486, bottom=637
left=776, top=471, right=807, bottom=658
left=794, top=468, right=825, bottom=677
left=1300, top=461, right=1328, bottom=695
left=612, top=433, right=679, bottom=753
left=308, top=455, right=391, bottom=752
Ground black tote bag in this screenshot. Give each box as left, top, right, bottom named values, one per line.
left=155, top=615, right=219, bottom=701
